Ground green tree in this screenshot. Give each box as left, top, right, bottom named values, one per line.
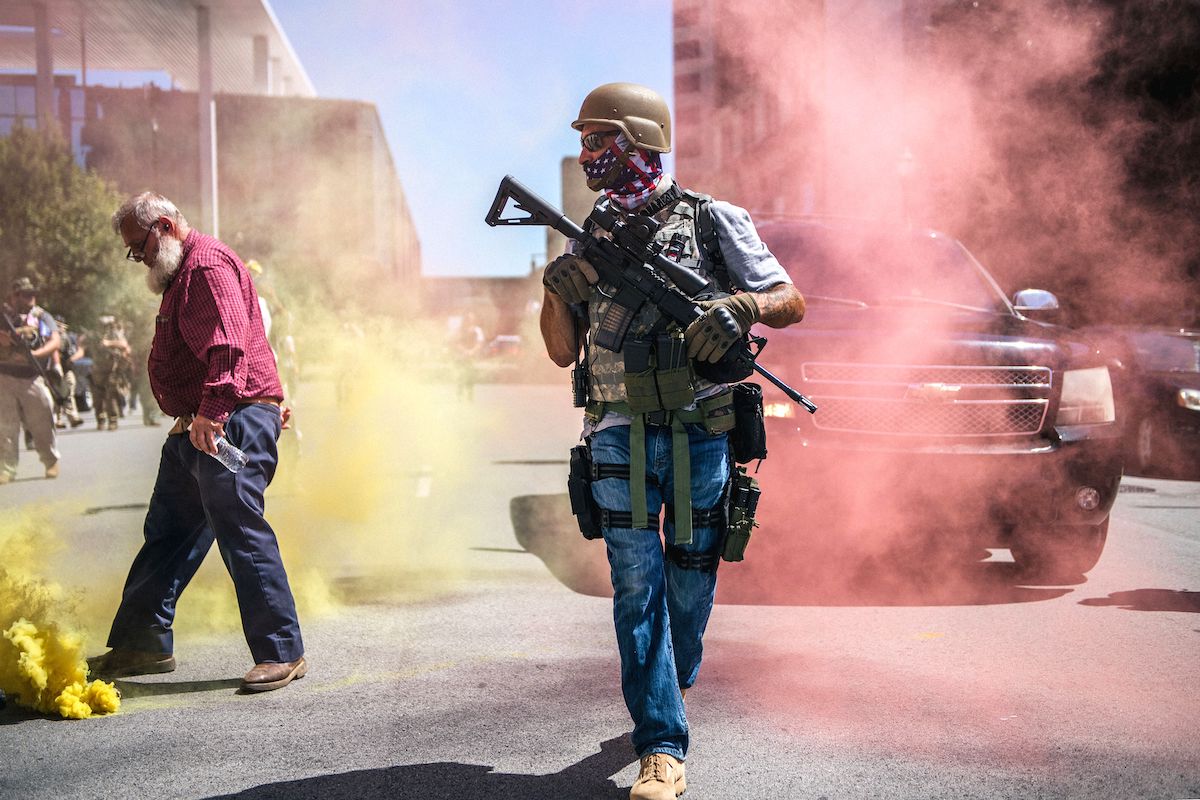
left=0, top=125, right=149, bottom=330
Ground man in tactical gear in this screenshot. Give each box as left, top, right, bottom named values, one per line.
left=539, top=82, right=805, bottom=800
left=0, top=277, right=61, bottom=483
left=91, top=314, right=132, bottom=431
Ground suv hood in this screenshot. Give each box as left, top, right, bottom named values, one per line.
left=762, top=306, right=1095, bottom=371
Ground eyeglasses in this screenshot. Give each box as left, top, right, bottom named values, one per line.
left=126, top=225, right=157, bottom=262
left=580, top=129, right=620, bottom=152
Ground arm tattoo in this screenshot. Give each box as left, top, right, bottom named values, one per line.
left=753, top=283, right=805, bottom=328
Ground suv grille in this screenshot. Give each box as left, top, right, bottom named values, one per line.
left=801, top=363, right=1052, bottom=437
left=804, top=364, right=1051, bottom=387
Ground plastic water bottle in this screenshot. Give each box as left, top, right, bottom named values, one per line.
left=210, top=436, right=248, bottom=473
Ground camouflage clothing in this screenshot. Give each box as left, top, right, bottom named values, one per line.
left=582, top=187, right=721, bottom=404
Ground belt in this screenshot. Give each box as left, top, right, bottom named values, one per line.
left=240, top=396, right=281, bottom=407
left=168, top=398, right=282, bottom=434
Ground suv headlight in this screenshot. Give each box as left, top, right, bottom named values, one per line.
left=1179, top=388, right=1200, bottom=411
left=763, top=402, right=796, bottom=419
left=1056, top=366, right=1115, bottom=425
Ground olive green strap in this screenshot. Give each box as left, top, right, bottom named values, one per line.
left=595, top=399, right=702, bottom=540
left=630, top=413, right=649, bottom=530
left=671, top=414, right=692, bottom=546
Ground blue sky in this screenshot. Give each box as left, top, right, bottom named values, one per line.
left=272, top=1, right=674, bottom=277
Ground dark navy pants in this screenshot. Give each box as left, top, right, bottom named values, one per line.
left=107, top=402, right=304, bottom=664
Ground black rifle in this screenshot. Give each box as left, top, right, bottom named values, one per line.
left=485, top=175, right=817, bottom=413
left=2, top=308, right=67, bottom=405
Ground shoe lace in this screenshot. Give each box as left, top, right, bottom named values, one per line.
left=640, top=754, right=667, bottom=783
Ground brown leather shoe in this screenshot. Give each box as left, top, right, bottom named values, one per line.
left=630, top=752, right=686, bottom=800
left=45, top=462, right=59, bottom=479
left=87, top=649, right=176, bottom=679
left=241, top=656, right=307, bottom=692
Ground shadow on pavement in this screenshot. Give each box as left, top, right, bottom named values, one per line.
left=0, top=702, right=43, bottom=725
left=1079, top=589, right=1200, bottom=612
left=114, top=677, right=244, bottom=698
left=83, top=502, right=149, bottom=515
left=205, top=733, right=634, bottom=800
left=512, top=494, right=1073, bottom=607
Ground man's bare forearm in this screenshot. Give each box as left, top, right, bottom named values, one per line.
left=752, top=283, right=805, bottom=328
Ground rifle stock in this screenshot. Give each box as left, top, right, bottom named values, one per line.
left=486, top=175, right=817, bottom=413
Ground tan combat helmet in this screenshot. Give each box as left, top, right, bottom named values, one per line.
left=572, top=82, right=671, bottom=153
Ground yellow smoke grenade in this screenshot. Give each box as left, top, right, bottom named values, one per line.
left=0, top=512, right=119, bottom=719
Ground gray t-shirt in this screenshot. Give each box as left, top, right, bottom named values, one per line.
left=708, top=200, right=792, bottom=292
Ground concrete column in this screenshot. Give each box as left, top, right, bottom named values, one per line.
left=197, top=4, right=218, bottom=234
left=79, top=7, right=88, bottom=87
left=33, top=1, right=55, bottom=133
left=253, top=35, right=271, bottom=95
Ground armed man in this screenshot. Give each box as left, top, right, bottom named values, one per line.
left=1, top=277, right=62, bottom=484
left=538, top=83, right=805, bottom=800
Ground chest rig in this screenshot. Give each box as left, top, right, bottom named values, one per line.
left=579, top=186, right=734, bottom=546
left=582, top=188, right=727, bottom=404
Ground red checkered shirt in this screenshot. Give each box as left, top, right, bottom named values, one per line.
left=148, top=229, right=282, bottom=422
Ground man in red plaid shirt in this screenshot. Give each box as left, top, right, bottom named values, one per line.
left=89, top=192, right=306, bottom=692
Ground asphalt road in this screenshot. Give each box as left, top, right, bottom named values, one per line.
left=1, top=380, right=1197, bottom=800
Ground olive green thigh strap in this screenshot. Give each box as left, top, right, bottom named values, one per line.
left=630, top=415, right=648, bottom=531
left=672, top=415, right=692, bottom=546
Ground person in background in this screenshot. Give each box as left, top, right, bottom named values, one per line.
left=456, top=310, right=485, bottom=401
left=91, top=314, right=132, bottom=431
left=0, top=277, right=61, bottom=483
left=52, top=314, right=85, bottom=429
left=126, top=320, right=160, bottom=427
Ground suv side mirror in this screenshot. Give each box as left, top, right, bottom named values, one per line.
left=1013, top=289, right=1061, bottom=320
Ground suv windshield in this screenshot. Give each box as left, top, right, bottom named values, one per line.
left=763, top=224, right=1007, bottom=312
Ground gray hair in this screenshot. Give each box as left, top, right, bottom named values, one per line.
left=111, top=192, right=187, bottom=234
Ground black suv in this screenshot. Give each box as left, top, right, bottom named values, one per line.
left=750, top=218, right=1124, bottom=580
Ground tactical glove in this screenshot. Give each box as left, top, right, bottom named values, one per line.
left=543, top=254, right=599, bottom=305
left=685, top=293, right=761, bottom=363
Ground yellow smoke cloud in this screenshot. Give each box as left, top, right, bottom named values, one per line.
left=0, top=512, right=119, bottom=719
left=165, top=312, right=493, bottom=637
left=1, top=309, right=494, bottom=712
left=262, top=313, right=494, bottom=604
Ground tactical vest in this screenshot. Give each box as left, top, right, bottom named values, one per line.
left=584, top=189, right=727, bottom=406
left=0, top=304, right=50, bottom=376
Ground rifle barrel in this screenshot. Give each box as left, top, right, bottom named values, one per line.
left=753, top=362, right=818, bottom=413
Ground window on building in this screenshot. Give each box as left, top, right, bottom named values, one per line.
left=677, top=73, right=702, bottom=94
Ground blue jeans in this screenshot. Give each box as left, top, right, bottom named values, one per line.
left=590, top=422, right=730, bottom=760
left=107, top=402, right=304, bottom=664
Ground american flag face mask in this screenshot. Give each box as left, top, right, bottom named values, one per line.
left=582, top=133, right=664, bottom=210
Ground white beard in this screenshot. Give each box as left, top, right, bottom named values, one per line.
left=145, top=235, right=184, bottom=294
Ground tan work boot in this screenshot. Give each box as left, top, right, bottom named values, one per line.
left=630, top=752, right=686, bottom=800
